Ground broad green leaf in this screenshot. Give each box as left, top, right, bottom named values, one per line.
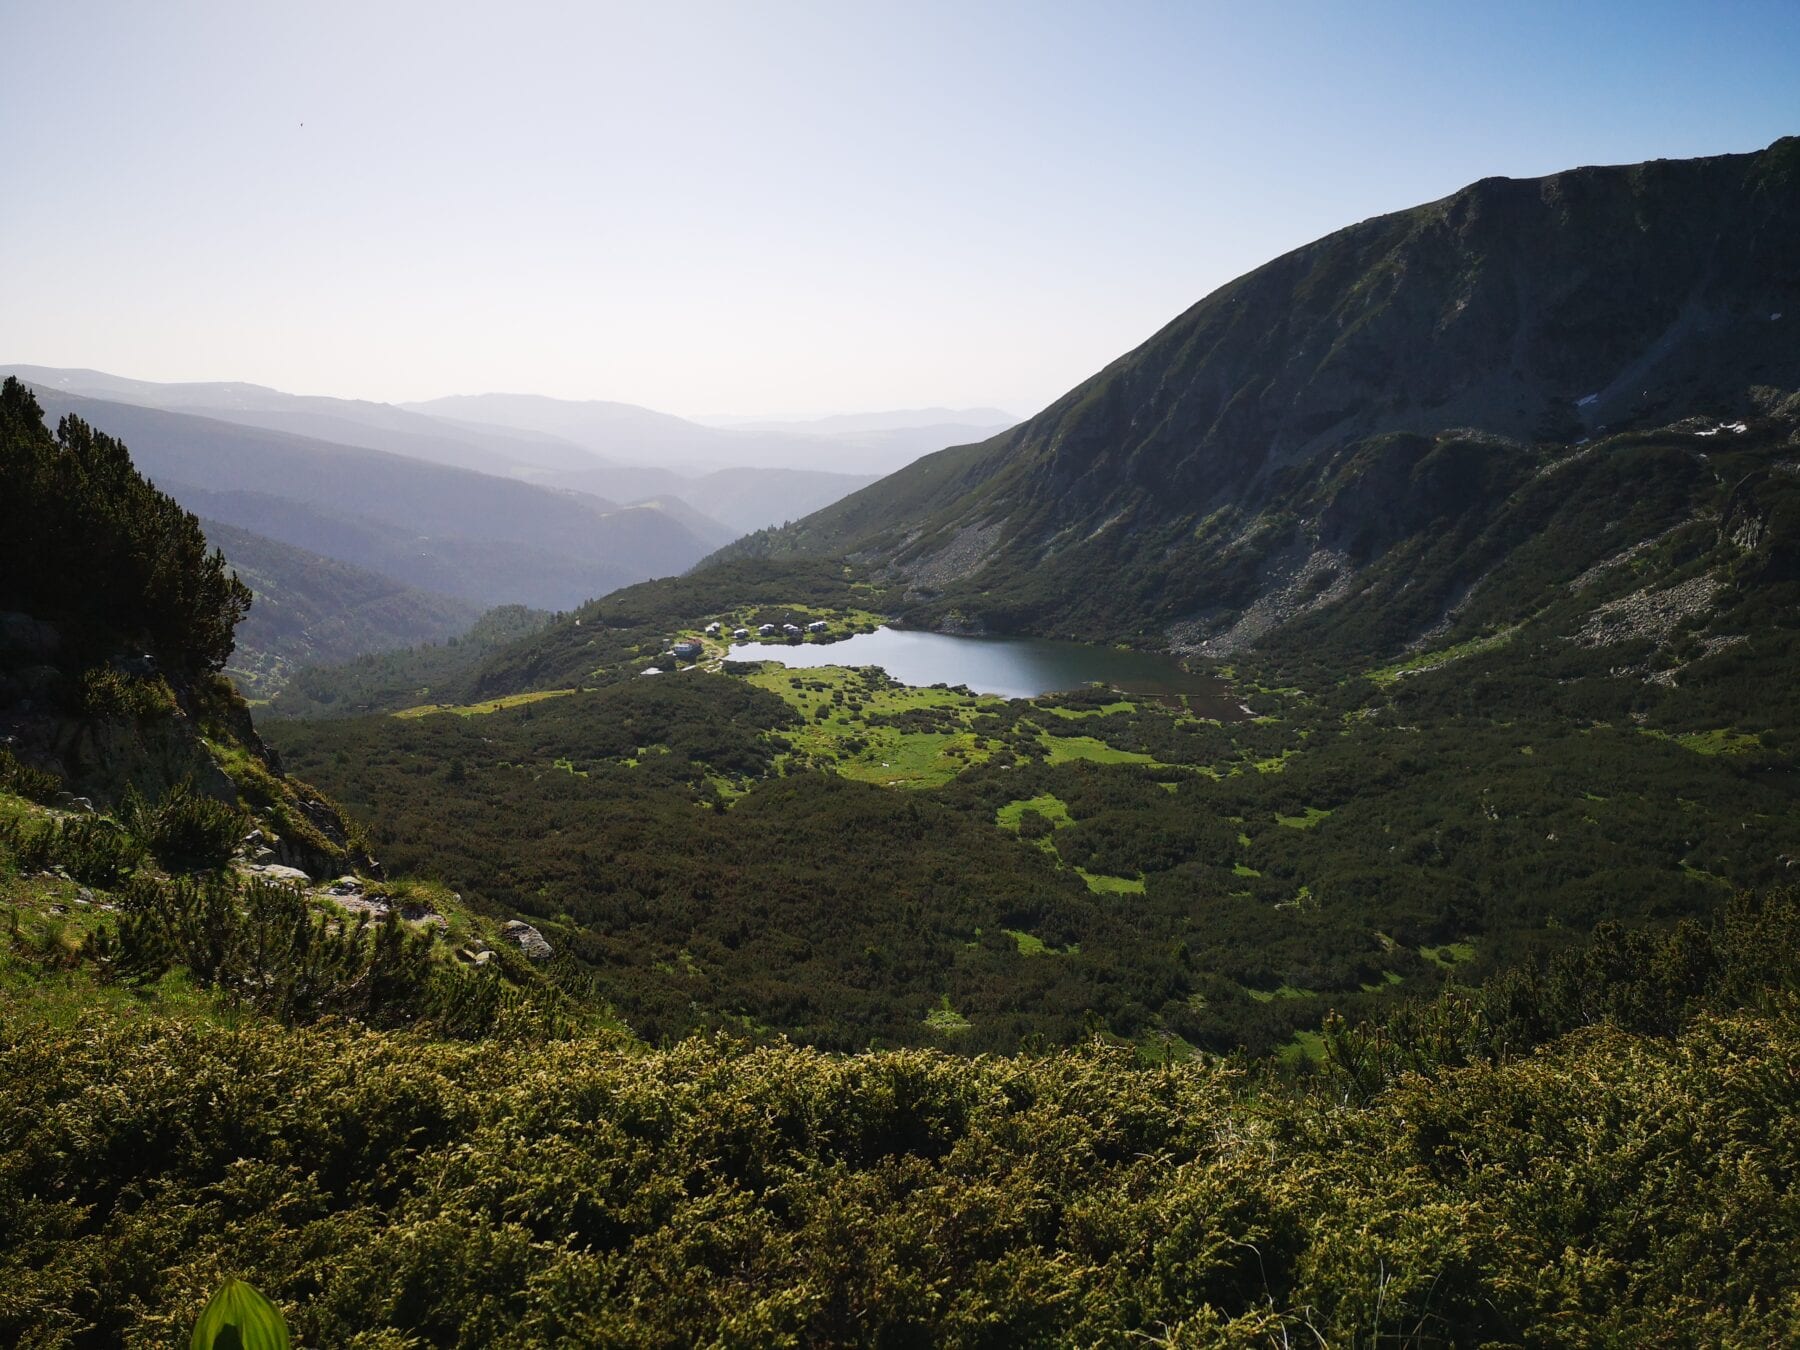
left=190, top=1278, right=291, bottom=1350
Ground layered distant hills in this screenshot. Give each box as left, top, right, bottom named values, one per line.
left=2, top=367, right=1013, bottom=690
left=200, top=520, right=483, bottom=697
left=403, top=392, right=1015, bottom=477
left=719, top=138, right=1800, bottom=659
left=19, top=392, right=695, bottom=610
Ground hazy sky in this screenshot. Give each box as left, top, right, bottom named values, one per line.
left=5, top=1, right=1797, bottom=419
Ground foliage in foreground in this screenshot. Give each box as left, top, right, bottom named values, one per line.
left=0, top=995, right=1794, bottom=1347
left=190, top=1278, right=290, bottom=1350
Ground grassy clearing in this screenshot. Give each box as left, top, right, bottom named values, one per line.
left=921, top=995, right=971, bottom=1035
left=1421, top=941, right=1477, bottom=968
left=1679, top=860, right=1732, bottom=886
left=995, top=794, right=1073, bottom=831
left=1640, top=727, right=1765, bottom=756
left=1275, top=806, right=1332, bottom=829
left=1136, top=1029, right=1198, bottom=1065
left=1039, top=734, right=1158, bottom=766
left=1044, top=700, right=1137, bottom=720
left=1277, top=1028, right=1328, bottom=1065
left=1003, top=929, right=1077, bottom=958
left=743, top=664, right=1005, bottom=789
left=1366, top=628, right=1517, bottom=687
left=1246, top=983, right=1318, bottom=1003
left=394, top=688, right=577, bottom=719
left=1077, top=870, right=1145, bottom=895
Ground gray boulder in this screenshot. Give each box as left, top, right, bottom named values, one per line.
left=501, top=919, right=553, bottom=962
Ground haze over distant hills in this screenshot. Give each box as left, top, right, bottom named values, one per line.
left=18, top=390, right=705, bottom=612
left=694, top=407, right=1018, bottom=433
left=2, top=365, right=1004, bottom=533
left=403, top=392, right=1016, bottom=476
left=0, top=365, right=607, bottom=476
left=0, top=366, right=1012, bottom=690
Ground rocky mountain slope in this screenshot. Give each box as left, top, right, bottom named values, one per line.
left=718, top=138, right=1800, bottom=658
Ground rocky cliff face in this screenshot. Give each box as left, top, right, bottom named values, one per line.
left=718, top=139, right=1800, bottom=657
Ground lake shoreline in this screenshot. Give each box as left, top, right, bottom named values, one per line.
left=727, top=625, right=1244, bottom=717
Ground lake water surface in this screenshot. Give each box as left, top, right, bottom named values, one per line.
left=728, top=627, right=1244, bottom=716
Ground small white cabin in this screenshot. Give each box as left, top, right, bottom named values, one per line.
left=758, top=623, right=778, bottom=637
left=806, top=620, right=828, bottom=634
left=733, top=628, right=750, bottom=640
left=704, top=622, right=722, bottom=636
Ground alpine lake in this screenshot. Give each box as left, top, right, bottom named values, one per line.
left=727, top=626, right=1245, bottom=719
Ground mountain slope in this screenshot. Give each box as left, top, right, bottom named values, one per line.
left=202, top=519, right=481, bottom=696
left=19, top=393, right=718, bottom=610
left=718, top=138, right=1800, bottom=653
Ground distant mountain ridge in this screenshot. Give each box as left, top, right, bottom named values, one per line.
left=4, top=365, right=983, bottom=532
left=20, top=392, right=716, bottom=611
left=403, top=392, right=1015, bottom=475
left=697, top=407, right=1017, bottom=433
left=715, top=138, right=1800, bottom=654
left=0, top=365, right=608, bottom=476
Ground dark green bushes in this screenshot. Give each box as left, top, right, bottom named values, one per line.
left=104, top=873, right=448, bottom=1027
left=0, top=749, right=61, bottom=804
left=0, top=996, right=1794, bottom=1346
left=0, top=813, right=144, bottom=887
left=0, top=377, right=250, bottom=677
left=122, top=778, right=248, bottom=872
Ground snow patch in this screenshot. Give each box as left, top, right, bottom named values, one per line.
left=1577, top=393, right=1599, bottom=408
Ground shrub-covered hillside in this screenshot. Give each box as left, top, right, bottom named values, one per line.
left=2, top=887, right=1796, bottom=1346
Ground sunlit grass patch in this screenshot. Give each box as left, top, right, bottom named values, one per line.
left=1004, top=928, right=1078, bottom=957
left=1277, top=1028, right=1328, bottom=1065
left=995, top=794, right=1073, bottom=831
left=1246, top=983, right=1317, bottom=1002
left=921, top=995, right=971, bottom=1035
left=1077, top=869, right=1145, bottom=895
left=1275, top=805, right=1332, bottom=829
left=1040, top=734, right=1158, bottom=766
left=394, top=688, right=577, bottom=719
left=1421, top=941, right=1477, bottom=968
left=1136, top=1029, right=1197, bottom=1065
left=1043, top=700, right=1137, bottom=720
left=1366, top=627, right=1517, bottom=686
left=1640, top=727, right=1764, bottom=755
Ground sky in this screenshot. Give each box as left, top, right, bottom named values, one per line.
left=4, top=1, right=1798, bottom=420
